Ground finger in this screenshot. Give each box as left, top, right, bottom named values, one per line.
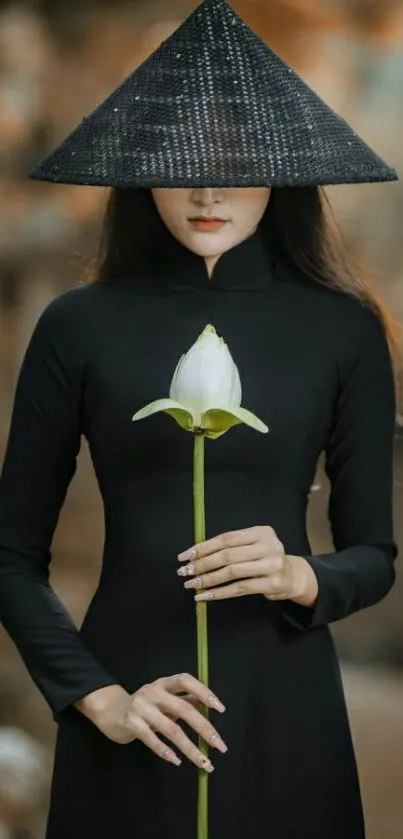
left=183, top=694, right=199, bottom=708
left=135, top=721, right=182, bottom=767
left=146, top=709, right=216, bottom=773
left=167, top=694, right=200, bottom=722
left=194, top=578, right=270, bottom=601
left=178, top=527, right=263, bottom=563
left=178, top=543, right=265, bottom=578
left=156, top=694, right=228, bottom=754
left=160, top=673, right=226, bottom=712
left=184, top=558, right=279, bottom=591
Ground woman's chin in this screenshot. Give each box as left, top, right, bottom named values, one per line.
left=183, top=233, right=237, bottom=257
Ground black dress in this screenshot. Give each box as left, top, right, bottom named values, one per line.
left=0, top=231, right=397, bottom=839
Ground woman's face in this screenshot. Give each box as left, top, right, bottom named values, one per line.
left=151, top=187, right=271, bottom=262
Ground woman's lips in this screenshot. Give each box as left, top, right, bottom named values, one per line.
left=189, top=218, right=227, bottom=232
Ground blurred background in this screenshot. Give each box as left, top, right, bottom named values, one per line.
left=0, top=0, right=402, bottom=837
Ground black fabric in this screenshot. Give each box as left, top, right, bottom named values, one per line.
left=29, top=0, right=397, bottom=188
left=0, top=231, right=398, bottom=839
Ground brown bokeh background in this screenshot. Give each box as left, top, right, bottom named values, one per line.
left=0, top=2, right=402, bottom=837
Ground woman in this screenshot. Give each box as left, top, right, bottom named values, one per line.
left=0, top=1, right=399, bottom=838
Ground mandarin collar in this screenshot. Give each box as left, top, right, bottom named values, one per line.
left=149, top=226, right=275, bottom=293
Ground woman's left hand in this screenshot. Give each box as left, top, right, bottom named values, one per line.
left=177, top=526, right=318, bottom=607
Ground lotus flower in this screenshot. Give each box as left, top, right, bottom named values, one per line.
left=132, top=325, right=268, bottom=438
left=132, top=324, right=268, bottom=839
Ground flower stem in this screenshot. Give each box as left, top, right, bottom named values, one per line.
left=193, top=432, right=208, bottom=839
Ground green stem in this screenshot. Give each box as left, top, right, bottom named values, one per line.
left=193, top=432, right=208, bottom=839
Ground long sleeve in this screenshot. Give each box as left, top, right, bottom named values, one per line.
left=280, top=306, right=398, bottom=631
left=0, top=293, right=118, bottom=719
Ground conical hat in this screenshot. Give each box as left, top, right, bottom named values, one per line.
left=30, top=0, right=397, bottom=188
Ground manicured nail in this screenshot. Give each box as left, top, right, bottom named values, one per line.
left=195, top=592, right=213, bottom=601
left=177, top=563, right=195, bottom=577
left=185, top=576, right=203, bottom=590
left=164, top=748, right=182, bottom=766
left=200, top=757, right=215, bottom=773
left=210, top=732, right=228, bottom=753
left=208, top=694, right=226, bottom=713
left=178, top=548, right=196, bottom=562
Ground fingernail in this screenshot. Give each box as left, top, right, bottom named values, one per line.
left=177, top=563, right=194, bottom=577
left=211, top=733, right=228, bottom=753
left=164, top=749, right=182, bottom=766
left=178, top=548, right=196, bottom=562
left=201, top=757, right=215, bottom=773
left=208, top=694, right=226, bottom=713
left=185, top=576, right=203, bottom=590
left=195, top=592, right=213, bottom=601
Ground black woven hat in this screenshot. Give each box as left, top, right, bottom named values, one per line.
left=30, top=0, right=397, bottom=188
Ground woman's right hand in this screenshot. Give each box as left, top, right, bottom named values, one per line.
left=75, top=675, right=227, bottom=771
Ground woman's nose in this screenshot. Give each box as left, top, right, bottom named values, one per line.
left=191, top=188, right=222, bottom=205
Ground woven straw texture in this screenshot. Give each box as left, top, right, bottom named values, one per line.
left=30, top=0, right=397, bottom=188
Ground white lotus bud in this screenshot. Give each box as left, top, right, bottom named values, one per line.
left=169, top=326, right=242, bottom=425
left=133, top=324, right=268, bottom=438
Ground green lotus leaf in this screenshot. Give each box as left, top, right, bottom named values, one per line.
left=132, top=399, right=194, bottom=432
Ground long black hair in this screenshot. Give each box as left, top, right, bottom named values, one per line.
left=86, top=186, right=401, bottom=396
